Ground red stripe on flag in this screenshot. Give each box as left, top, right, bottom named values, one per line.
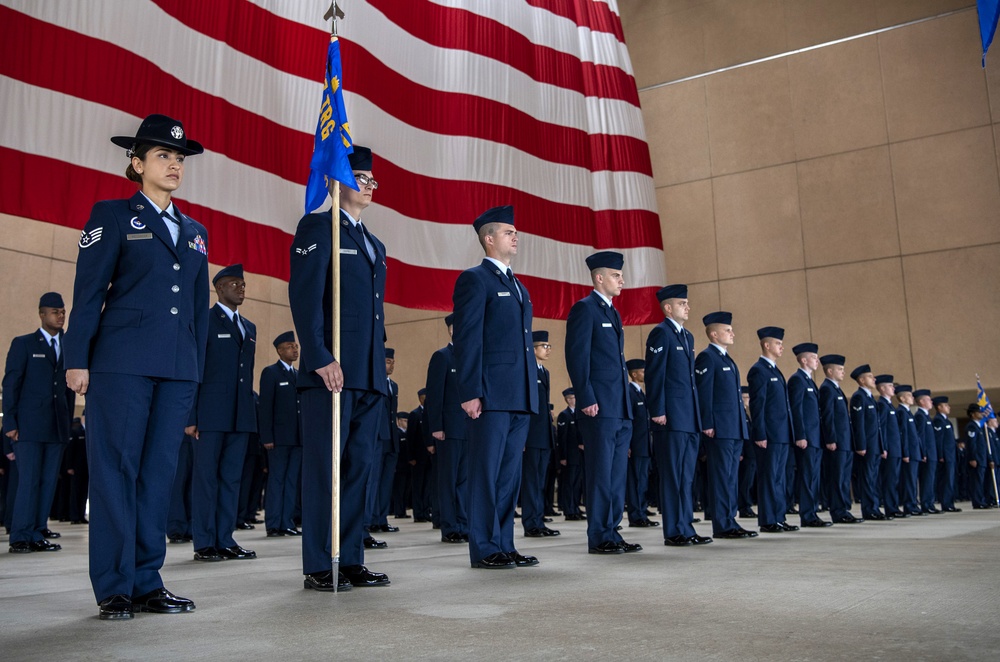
left=342, top=40, right=651, bottom=176
left=366, top=0, right=638, bottom=104
left=525, top=0, right=626, bottom=43
left=372, top=158, right=662, bottom=250
left=0, top=148, right=662, bottom=324
left=148, top=0, right=327, bottom=81
left=0, top=5, right=315, bottom=185
left=0, top=147, right=292, bottom=281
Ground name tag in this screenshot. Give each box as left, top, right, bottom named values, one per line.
left=837, top=396, right=843, bottom=401
left=450, top=368, right=456, bottom=373
left=722, top=367, right=731, bottom=372
left=218, top=333, right=231, bottom=338
left=497, top=291, right=511, bottom=297
left=770, top=377, right=778, bottom=382
left=602, top=323, right=612, bottom=327
left=279, top=382, right=290, bottom=386
left=676, top=346, right=683, bottom=351
left=340, top=248, right=358, bottom=255
left=807, top=388, right=814, bottom=392
left=889, top=411, right=896, bottom=416
left=868, top=405, right=874, bottom=409
left=126, top=232, right=153, bottom=240
left=946, top=425, right=952, bottom=429
left=637, top=401, right=644, bottom=406
left=537, top=379, right=542, bottom=383
left=32, top=353, right=46, bottom=358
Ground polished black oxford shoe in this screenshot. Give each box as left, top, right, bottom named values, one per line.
left=98, top=594, right=134, bottom=620
left=759, top=524, right=784, bottom=533
left=508, top=551, right=540, bottom=566
left=801, top=519, right=832, bottom=528
left=441, top=532, right=466, bottom=543
left=363, top=536, right=387, bottom=549
left=41, top=528, right=61, bottom=539
left=266, top=529, right=285, bottom=537
left=30, top=539, right=61, bottom=551
left=132, top=588, right=195, bottom=614
left=193, top=547, right=223, bottom=562
left=663, top=535, right=692, bottom=546
left=619, top=541, right=643, bottom=553
left=218, top=545, right=256, bottom=560
left=303, top=570, right=351, bottom=592
left=342, top=565, right=391, bottom=586
left=472, top=552, right=515, bottom=569
left=689, top=535, right=713, bottom=545
left=589, top=541, right=625, bottom=554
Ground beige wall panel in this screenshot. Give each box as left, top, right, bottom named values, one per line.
left=625, top=4, right=706, bottom=87
left=712, top=164, right=804, bottom=279
left=878, top=11, right=990, bottom=143
left=685, top=280, right=723, bottom=349
left=797, top=146, right=899, bottom=267
left=0, top=250, right=56, bottom=351
left=641, top=80, right=711, bottom=187
left=619, top=0, right=703, bottom=28
left=891, top=126, right=1000, bottom=254
left=903, top=244, right=1000, bottom=390
left=706, top=59, right=795, bottom=176
left=52, top=225, right=82, bottom=264
left=657, top=179, right=718, bottom=283
left=717, top=270, right=810, bottom=376
left=875, top=0, right=977, bottom=28
left=268, top=275, right=290, bottom=307
left=386, top=303, right=450, bottom=326
left=788, top=37, right=888, bottom=161
left=701, top=0, right=788, bottom=72
left=0, top=213, right=55, bottom=258
left=48, top=261, right=77, bottom=309
left=805, top=258, right=914, bottom=384
left=782, top=0, right=878, bottom=51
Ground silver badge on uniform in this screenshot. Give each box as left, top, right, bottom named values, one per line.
left=171, top=126, right=184, bottom=140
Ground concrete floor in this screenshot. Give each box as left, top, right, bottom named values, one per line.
left=2, top=509, right=999, bottom=661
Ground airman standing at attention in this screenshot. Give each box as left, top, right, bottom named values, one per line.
left=788, top=343, right=829, bottom=528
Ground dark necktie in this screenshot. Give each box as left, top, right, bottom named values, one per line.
left=161, top=210, right=180, bottom=246
left=233, top=313, right=244, bottom=340
left=506, top=268, right=521, bottom=301
left=355, top=222, right=375, bottom=261
left=50, top=336, right=60, bottom=361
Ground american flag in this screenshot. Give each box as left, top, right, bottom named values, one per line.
left=0, top=0, right=663, bottom=324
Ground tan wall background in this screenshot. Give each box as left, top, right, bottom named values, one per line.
left=2, top=0, right=998, bottom=417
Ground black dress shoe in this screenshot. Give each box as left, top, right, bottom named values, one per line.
left=615, top=524, right=623, bottom=530
left=715, top=530, right=748, bottom=539
left=779, top=522, right=799, bottom=532
left=739, top=509, right=757, bottom=518
left=168, top=534, right=189, bottom=544
left=628, top=519, right=659, bottom=527
left=802, top=519, right=832, bottom=528
left=441, top=532, right=466, bottom=543
left=250, top=517, right=263, bottom=524
left=472, top=552, right=515, bottom=568
left=193, top=547, right=223, bottom=562
left=737, top=527, right=759, bottom=537
left=866, top=512, right=887, bottom=521
left=909, top=510, right=926, bottom=516
left=689, top=534, right=713, bottom=545
left=30, top=539, right=61, bottom=551
left=924, top=507, right=941, bottom=514
left=945, top=506, right=963, bottom=512
left=341, top=564, right=391, bottom=587
left=267, top=529, right=285, bottom=537
left=508, top=551, right=540, bottom=566
left=8, top=541, right=33, bottom=553
left=759, top=524, right=784, bottom=533
left=381, top=524, right=399, bottom=532
left=691, top=517, right=702, bottom=524
left=785, top=507, right=799, bottom=515
left=235, top=522, right=255, bottom=530
left=541, top=526, right=561, bottom=536
left=620, top=541, right=643, bottom=553
left=394, top=513, right=411, bottom=519
left=543, top=517, right=553, bottom=523
left=303, top=570, right=352, bottom=592
left=891, top=511, right=910, bottom=518
left=524, top=527, right=547, bottom=537
left=413, top=518, right=430, bottom=523
left=132, top=587, right=195, bottom=614
left=363, top=536, right=387, bottom=549
left=218, top=545, right=257, bottom=560
left=98, top=594, right=134, bottom=620
left=41, top=528, right=61, bottom=539
left=513, top=511, right=521, bottom=518
left=565, top=514, right=583, bottom=521
left=589, top=541, right=625, bottom=554
left=663, top=535, right=692, bottom=546
left=282, top=528, right=302, bottom=536
left=71, top=518, right=89, bottom=524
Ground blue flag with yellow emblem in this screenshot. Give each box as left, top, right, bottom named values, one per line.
left=305, top=36, right=359, bottom=214
left=976, top=377, right=996, bottom=420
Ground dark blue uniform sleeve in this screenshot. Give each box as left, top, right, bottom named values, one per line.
left=452, top=270, right=486, bottom=403
left=565, top=300, right=596, bottom=410
left=694, top=351, right=714, bottom=432
left=644, top=325, right=668, bottom=419
left=747, top=365, right=767, bottom=442
left=788, top=375, right=807, bottom=442
left=258, top=365, right=277, bottom=446
left=425, top=350, right=447, bottom=433
left=850, top=393, right=865, bottom=452
left=288, top=213, right=334, bottom=374
left=1, top=337, right=27, bottom=434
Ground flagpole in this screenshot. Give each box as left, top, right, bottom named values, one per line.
left=977, top=374, right=1000, bottom=508
left=326, top=1, right=344, bottom=593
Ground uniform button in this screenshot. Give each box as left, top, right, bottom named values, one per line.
left=170, top=307, right=178, bottom=315
left=171, top=285, right=180, bottom=293
left=376, top=314, right=380, bottom=320
left=240, top=378, right=244, bottom=383
left=173, top=263, right=181, bottom=271
left=376, top=293, right=380, bottom=299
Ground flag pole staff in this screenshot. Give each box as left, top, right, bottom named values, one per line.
left=977, top=374, right=1000, bottom=508
left=326, top=0, right=346, bottom=592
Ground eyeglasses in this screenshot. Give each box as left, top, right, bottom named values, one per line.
left=355, top=173, right=379, bottom=189
left=535, top=343, right=552, bottom=349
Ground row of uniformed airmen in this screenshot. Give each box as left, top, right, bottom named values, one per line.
left=9, top=115, right=997, bottom=621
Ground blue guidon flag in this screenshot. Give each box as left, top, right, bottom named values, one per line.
left=976, top=376, right=996, bottom=420
left=305, top=35, right=359, bottom=214
left=979, top=0, right=1000, bottom=66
